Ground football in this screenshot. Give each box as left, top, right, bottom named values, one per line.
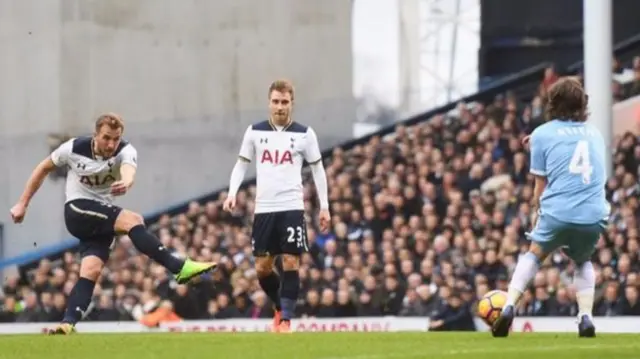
left=476, top=290, right=508, bottom=326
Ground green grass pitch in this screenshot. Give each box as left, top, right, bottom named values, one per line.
left=0, top=332, right=637, bottom=359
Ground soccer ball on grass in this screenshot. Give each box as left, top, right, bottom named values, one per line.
left=476, top=290, right=508, bottom=326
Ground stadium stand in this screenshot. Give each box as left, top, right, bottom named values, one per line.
left=1, top=38, right=640, bottom=326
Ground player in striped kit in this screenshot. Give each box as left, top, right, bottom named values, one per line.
left=223, top=80, right=330, bottom=333
left=10, top=113, right=216, bottom=334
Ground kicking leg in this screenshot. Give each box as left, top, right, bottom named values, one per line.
left=255, top=256, right=282, bottom=332
left=493, top=241, right=548, bottom=337
left=115, top=209, right=216, bottom=283
left=505, top=249, right=543, bottom=308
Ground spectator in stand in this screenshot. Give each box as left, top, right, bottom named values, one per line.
left=538, top=66, right=559, bottom=96
left=428, top=290, right=475, bottom=331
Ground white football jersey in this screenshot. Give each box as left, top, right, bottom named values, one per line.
left=50, top=136, right=138, bottom=204
left=239, top=120, right=322, bottom=213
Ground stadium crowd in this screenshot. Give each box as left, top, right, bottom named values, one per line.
left=1, top=65, right=639, bottom=329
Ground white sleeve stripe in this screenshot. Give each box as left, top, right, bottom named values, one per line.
left=50, top=154, right=61, bottom=166
left=530, top=169, right=546, bottom=176
left=121, top=160, right=137, bottom=167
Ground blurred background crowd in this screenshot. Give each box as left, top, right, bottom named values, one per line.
left=1, top=62, right=639, bottom=330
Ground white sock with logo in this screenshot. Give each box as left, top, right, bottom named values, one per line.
left=574, top=261, right=595, bottom=319
left=505, top=252, right=540, bottom=307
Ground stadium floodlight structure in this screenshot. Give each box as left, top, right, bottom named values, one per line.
left=583, top=0, right=613, bottom=177
left=398, top=0, right=480, bottom=117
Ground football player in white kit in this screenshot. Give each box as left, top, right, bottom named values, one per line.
left=223, top=80, right=330, bottom=333
left=10, top=113, right=216, bottom=334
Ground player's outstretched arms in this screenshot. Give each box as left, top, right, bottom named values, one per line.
left=12, top=139, right=72, bottom=223
left=225, top=126, right=254, bottom=212
left=531, top=176, right=547, bottom=208
left=10, top=157, right=58, bottom=223
left=304, top=127, right=330, bottom=231
left=111, top=144, right=138, bottom=196
left=223, top=158, right=249, bottom=212
left=309, top=160, right=330, bottom=231
left=111, top=163, right=136, bottom=196
left=528, top=129, right=548, bottom=216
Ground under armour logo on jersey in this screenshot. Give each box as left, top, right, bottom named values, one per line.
left=107, top=160, right=114, bottom=168
left=77, top=163, right=86, bottom=170
left=260, top=138, right=268, bottom=144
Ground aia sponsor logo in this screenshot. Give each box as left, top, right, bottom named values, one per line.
left=260, top=149, right=293, bottom=164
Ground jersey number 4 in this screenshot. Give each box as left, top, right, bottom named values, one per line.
left=568, top=140, right=593, bottom=184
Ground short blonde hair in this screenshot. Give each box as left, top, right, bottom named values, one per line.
left=268, top=79, right=295, bottom=100
left=95, top=113, right=124, bottom=132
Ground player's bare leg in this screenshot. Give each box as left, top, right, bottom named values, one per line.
left=49, top=256, right=104, bottom=335
left=574, top=260, right=596, bottom=337
left=115, top=209, right=216, bottom=283
left=493, top=242, right=547, bottom=337
left=255, top=256, right=282, bottom=332
left=278, top=254, right=300, bottom=333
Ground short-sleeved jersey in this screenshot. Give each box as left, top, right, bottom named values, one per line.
left=529, top=120, right=610, bottom=224
left=238, top=120, right=322, bottom=213
left=51, top=136, right=138, bottom=204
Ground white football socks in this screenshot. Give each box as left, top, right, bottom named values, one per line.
left=573, top=261, right=595, bottom=319
left=505, top=252, right=540, bottom=307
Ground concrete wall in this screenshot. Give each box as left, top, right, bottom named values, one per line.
left=0, top=0, right=355, bottom=257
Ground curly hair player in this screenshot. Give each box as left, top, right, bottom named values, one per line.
left=223, top=80, right=330, bottom=333
left=10, top=113, right=217, bottom=334
left=493, top=78, right=610, bottom=338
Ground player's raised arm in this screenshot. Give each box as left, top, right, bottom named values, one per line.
left=10, top=139, right=72, bottom=223
left=224, top=126, right=254, bottom=212
left=111, top=144, right=138, bottom=196
left=304, top=127, right=330, bottom=231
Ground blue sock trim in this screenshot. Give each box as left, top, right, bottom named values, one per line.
left=524, top=251, right=541, bottom=265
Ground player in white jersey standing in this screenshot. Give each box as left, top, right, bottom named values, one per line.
left=10, top=113, right=217, bottom=334
left=223, top=80, right=330, bottom=333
